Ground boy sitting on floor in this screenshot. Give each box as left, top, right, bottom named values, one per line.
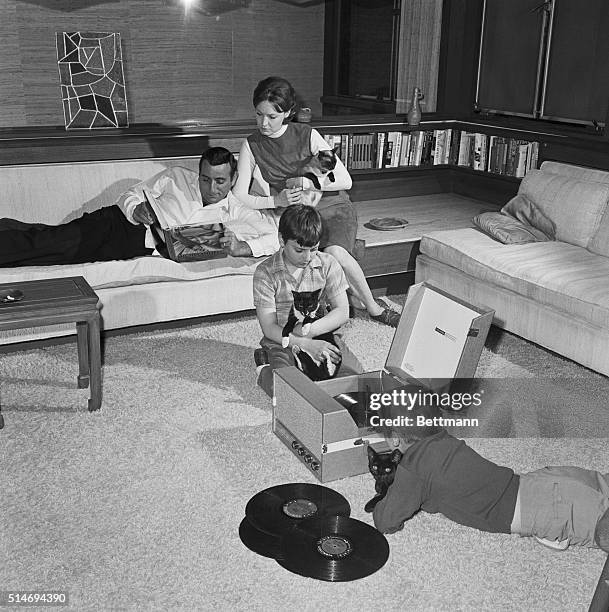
left=252, top=204, right=363, bottom=397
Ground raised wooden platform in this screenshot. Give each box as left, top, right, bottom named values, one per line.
left=354, top=192, right=500, bottom=280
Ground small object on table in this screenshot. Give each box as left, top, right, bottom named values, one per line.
left=0, top=288, right=24, bottom=303
left=368, top=217, right=409, bottom=231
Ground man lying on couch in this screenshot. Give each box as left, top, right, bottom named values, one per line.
left=0, top=147, right=279, bottom=267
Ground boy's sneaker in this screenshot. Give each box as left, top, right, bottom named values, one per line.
left=370, top=301, right=401, bottom=328
left=254, top=348, right=269, bottom=367
left=534, top=536, right=569, bottom=551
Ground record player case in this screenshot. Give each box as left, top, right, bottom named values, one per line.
left=272, top=282, right=494, bottom=483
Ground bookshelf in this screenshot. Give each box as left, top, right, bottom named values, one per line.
left=317, top=122, right=540, bottom=179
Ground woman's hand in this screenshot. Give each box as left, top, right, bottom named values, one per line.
left=275, top=188, right=303, bottom=208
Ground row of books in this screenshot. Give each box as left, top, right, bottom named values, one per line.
left=322, top=129, right=540, bottom=178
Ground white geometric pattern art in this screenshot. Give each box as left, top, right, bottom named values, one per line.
left=56, top=31, right=128, bottom=129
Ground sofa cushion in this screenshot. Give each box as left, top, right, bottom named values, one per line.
left=0, top=254, right=261, bottom=291
left=518, top=170, right=609, bottom=248
left=420, top=228, right=609, bottom=328
left=587, top=206, right=609, bottom=258
left=540, top=161, right=609, bottom=184
left=473, top=211, right=552, bottom=244
left=501, top=194, right=556, bottom=239
left=473, top=194, right=556, bottom=244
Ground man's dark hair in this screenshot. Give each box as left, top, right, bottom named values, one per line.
left=200, top=147, right=237, bottom=177
left=278, top=205, right=322, bottom=247
left=253, top=76, right=296, bottom=115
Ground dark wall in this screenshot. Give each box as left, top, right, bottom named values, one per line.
left=0, top=0, right=325, bottom=127
left=436, top=0, right=484, bottom=117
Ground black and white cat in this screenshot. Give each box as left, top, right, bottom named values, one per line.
left=281, top=288, right=341, bottom=381
left=285, top=149, right=338, bottom=207
left=364, top=445, right=403, bottom=513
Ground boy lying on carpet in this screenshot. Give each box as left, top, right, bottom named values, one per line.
left=252, top=204, right=363, bottom=397
left=367, top=429, right=609, bottom=553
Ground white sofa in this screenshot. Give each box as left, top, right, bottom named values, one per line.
left=0, top=156, right=261, bottom=344
left=416, top=161, right=609, bottom=377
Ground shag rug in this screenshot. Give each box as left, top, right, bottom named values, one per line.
left=1, top=310, right=608, bottom=612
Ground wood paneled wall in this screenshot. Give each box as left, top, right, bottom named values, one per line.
left=0, top=0, right=325, bottom=127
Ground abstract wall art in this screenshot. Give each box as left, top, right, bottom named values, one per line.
left=56, top=31, right=128, bottom=129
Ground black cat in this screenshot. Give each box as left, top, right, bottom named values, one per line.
left=281, top=288, right=341, bottom=381
left=364, top=445, right=403, bottom=513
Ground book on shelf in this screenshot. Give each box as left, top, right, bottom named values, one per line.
left=388, top=131, right=402, bottom=168
left=376, top=132, right=386, bottom=169
left=399, top=132, right=412, bottom=166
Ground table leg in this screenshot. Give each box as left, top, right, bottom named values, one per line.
left=87, top=313, right=102, bottom=412
left=76, top=321, right=90, bottom=389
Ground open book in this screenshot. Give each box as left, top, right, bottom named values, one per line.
left=142, top=189, right=227, bottom=262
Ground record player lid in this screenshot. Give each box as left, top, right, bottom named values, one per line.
left=383, top=282, right=492, bottom=392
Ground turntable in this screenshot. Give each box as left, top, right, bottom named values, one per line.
left=272, top=281, right=494, bottom=482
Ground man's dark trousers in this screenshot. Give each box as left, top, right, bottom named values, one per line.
left=0, top=205, right=152, bottom=267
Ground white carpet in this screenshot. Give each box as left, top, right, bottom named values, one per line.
left=0, top=314, right=608, bottom=611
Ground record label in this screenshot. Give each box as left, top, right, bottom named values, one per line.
left=317, top=535, right=352, bottom=559
left=282, top=499, right=318, bottom=519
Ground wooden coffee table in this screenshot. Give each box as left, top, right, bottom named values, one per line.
left=0, top=276, right=102, bottom=426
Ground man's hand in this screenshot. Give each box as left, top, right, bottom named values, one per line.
left=220, top=230, right=253, bottom=257
left=132, top=201, right=155, bottom=225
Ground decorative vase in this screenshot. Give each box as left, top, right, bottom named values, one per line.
left=407, top=88, right=424, bottom=126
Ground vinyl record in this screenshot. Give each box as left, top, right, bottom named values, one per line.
left=238, top=516, right=284, bottom=560
left=245, top=483, right=350, bottom=537
left=277, top=515, right=389, bottom=582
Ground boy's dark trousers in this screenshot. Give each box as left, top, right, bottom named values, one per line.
left=0, top=205, right=152, bottom=267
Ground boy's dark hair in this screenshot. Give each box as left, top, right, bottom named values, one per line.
left=279, top=205, right=322, bottom=247
left=253, top=76, right=296, bottom=115
left=200, top=147, right=237, bottom=177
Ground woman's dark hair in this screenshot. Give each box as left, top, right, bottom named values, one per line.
left=199, top=146, right=237, bottom=177
left=253, top=76, right=296, bottom=115
left=278, top=205, right=322, bottom=247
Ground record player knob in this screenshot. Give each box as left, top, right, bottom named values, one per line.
left=310, top=461, right=320, bottom=471
left=303, top=454, right=312, bottom=463
left=297, top=447, right=306, bottom=456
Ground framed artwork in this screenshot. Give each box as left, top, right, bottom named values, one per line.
left=56, top=31, right=128, bottom=129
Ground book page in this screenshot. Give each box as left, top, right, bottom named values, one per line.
left=143, top=188, right=224, bottom=229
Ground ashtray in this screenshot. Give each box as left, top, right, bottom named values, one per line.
left=0, top=288, right=24, bottom=303
left=367, top=217, right=409, bottom=231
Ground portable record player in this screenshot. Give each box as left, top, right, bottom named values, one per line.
left=272, top=281, right=494, bottom=482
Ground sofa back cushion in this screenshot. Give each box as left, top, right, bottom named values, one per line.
left=518, top=168, right=609, bottom=248
left=539, top=160, right=609, bottom=183
left=0, top=156, right=200, bottom=225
